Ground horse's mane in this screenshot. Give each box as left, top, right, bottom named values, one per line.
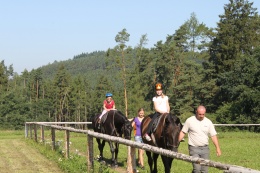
left=166, top=113, right=174, bottom=122
left=114, top=110, right=129, bottom=122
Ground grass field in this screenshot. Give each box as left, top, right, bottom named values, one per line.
left=0, top=131, right=63, bottom=173
left=3, top=129, right=260, bottom=173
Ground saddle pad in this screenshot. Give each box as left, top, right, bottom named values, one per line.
left=101, top=112, right=109, bottom=123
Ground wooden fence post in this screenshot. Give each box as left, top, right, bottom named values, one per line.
left=25, top=123, right=28, bottom=138
left=34, top=124, right=37, bottom=142
left=51, top=128, right=56, bottom=150
left=87, top=134, right=94, bottom=173
left=127, top=146, right=136, bottom=173
left=65, top=130, right=70, bottom=159
left=30, top=124, right=33, bottom=139
left=40, top=125, right=44, bottom=142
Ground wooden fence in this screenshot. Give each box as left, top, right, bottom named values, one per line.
left=25, top=122, right=260, bottom=173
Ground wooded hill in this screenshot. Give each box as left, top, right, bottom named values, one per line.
left=1, top=0, right=260, bottom=131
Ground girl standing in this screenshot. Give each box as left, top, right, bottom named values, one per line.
left=132, top=108, right=145, bottom=169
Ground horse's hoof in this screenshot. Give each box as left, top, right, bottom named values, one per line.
left=111, top=164, right=118, bottom=168
left=100, top=160, right=106, bottom=165
left=96, top=155, right=104, bottom=161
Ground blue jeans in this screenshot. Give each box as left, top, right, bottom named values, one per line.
left=134, top=136, right=143, bottom=143
left=189, top=145, right=210, bottom=173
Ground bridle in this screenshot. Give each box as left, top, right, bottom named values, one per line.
left=110, top=110, right=131, bottom=139
left=164, top=115, right=180, bottom=150
left=122, top=122, right=132, bottom=139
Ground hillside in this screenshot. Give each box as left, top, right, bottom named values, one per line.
left=39, top=51, right=107, bottom=85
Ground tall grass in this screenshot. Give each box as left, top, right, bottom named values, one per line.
left=27, top=129, right=260, bottom=173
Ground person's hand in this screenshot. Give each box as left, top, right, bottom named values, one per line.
left=216, top=148, right=221, bottom=157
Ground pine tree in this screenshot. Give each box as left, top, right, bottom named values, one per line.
left=209, top=0, right=260, bottom=103
left=210, top=0, right=260, bottom=74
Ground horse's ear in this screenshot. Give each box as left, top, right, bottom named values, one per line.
left=165, top=115, right=170, bottom=123
left=175, top=116, right=182, bottom=127
left=171, top=114, right=180, bottom=124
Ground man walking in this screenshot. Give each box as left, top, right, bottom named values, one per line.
left=178, top=105, right=221, bottom=173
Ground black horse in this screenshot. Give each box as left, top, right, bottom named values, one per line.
left=141, top=113, right=182, bottom=173
left=92, top=110, right=132, bottom=167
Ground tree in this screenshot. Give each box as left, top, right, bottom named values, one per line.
left=209, top=0, right=260, bottom=104
left=53, top=64, right=71, bottom=122
left=216, top=47, right=260, bottom=130
left=108, top=28, right=132, bottom=117
left=0, top=61, right=9, bottom=92
left=92, top=75, right=114, bottom=114
left=210, top=0, right=260, bottom=74
left=127, top=34, right=153, bottom=115
left=69, top=75, right=88, bottom=124
left=174, top=13, right=214, bottom=55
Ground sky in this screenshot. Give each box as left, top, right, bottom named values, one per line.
left=1, top=1, right=260, bottom=75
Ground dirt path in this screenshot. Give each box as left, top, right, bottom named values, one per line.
left=0, top=137, right=64, bottom=173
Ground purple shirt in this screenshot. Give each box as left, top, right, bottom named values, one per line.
left=133, top=117, right=142, bottom=136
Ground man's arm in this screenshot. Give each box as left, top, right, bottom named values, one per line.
left=178, top=131, right=186, bottom=143
left=211, top=135, right=221, bottom=156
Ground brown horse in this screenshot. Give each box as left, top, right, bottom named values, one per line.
left=91, top=110, right=132, bottom=167
left=141, top=113, right=182, bottom=173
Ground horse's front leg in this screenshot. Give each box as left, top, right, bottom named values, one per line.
left=146, top=151, right=153, bottom=173
left=161, top=155, right=173, bottom=173
left=96, top=139, right=105, bottom=161
left=114, top=142, right=119, bottom=166
left=108, top=141, right=117, bottom=167
left=153, top=153, right=159, bottom=173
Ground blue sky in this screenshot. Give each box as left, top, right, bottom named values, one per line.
left=1, top=0, right=260, bottom=74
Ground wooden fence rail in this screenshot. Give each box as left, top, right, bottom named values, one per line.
left=25, top=122, right=260, bottom=173
left=214, top=124, right=260, bottom=126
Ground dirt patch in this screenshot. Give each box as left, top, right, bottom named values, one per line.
left=0, top=138, right=64, bottom=173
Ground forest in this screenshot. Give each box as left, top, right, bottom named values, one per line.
left=0, top=0, right=259, bottom=131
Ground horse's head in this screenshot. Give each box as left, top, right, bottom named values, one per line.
left=121, top=120, right=132, bottom=140
left=164, top=114, right=182, bottom=152
left=115, top=111, right=133, bottom=140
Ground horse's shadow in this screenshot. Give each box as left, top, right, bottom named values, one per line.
left=95, top=154, right=125, bottom=168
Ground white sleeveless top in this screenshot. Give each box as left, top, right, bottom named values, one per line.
left=152, top=96, right=169, bottom=113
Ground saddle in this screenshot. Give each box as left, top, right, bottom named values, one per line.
left=152, top=114, right=164, bottom=133
left=150, top=114, right=167, bottom=146
left=96, top=112, right=109, bottom=130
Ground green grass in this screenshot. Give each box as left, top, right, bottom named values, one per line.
left=24, top=129, right=260, bottom=172
left=0, top=130, right=24, bottom=139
